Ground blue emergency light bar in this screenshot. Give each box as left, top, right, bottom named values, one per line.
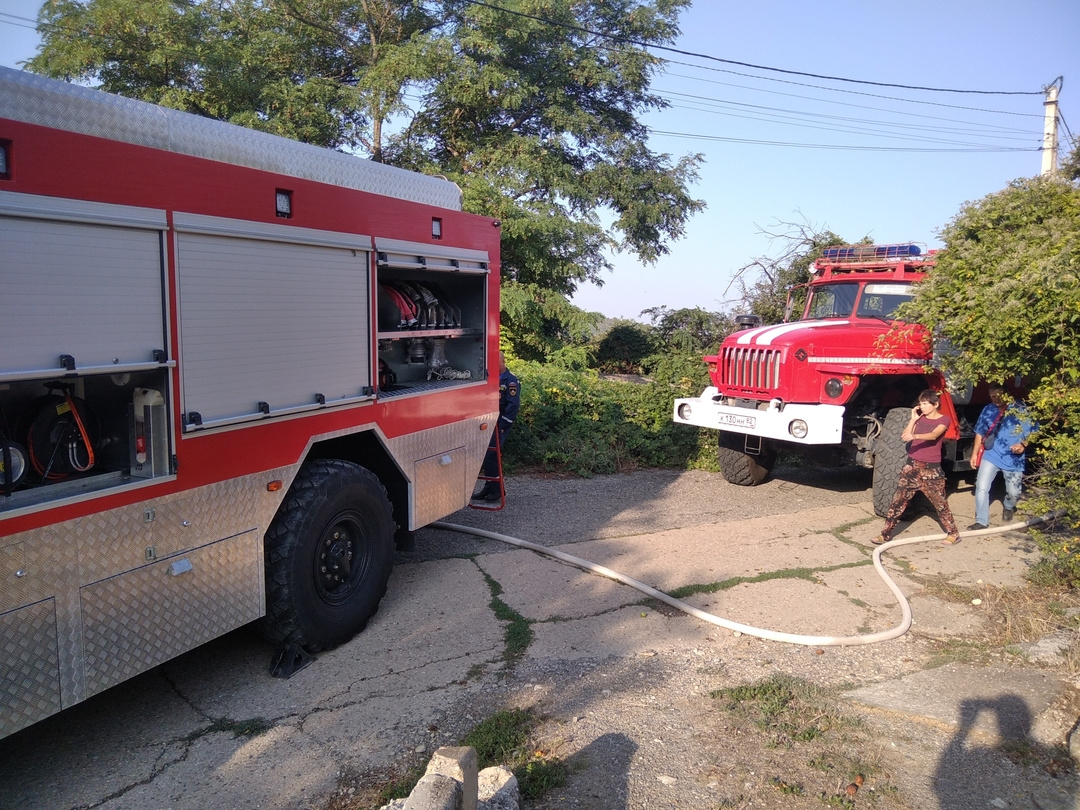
left=821, top=243, right=922, bottom=261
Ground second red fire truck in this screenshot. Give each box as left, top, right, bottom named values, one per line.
left=674, top=243, right=1001, bottom=516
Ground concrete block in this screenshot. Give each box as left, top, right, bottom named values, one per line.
left=426, top=746, right=478, bottom=810
left=478, top=766, right=518, bottom=810
left=402, top=773, right=461, bottom=810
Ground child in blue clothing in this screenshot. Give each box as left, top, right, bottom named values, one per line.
left=968, top=384, right=1037, bottom=529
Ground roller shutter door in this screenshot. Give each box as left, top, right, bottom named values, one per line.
left=176, top=219, right=371, bottom=428
left=0, top=203, right=165, bottom=376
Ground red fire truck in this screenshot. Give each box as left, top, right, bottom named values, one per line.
left=674, top=243, right=997, bottom=516
left=0, top=67, right=501, bottom=739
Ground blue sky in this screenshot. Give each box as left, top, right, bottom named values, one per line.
left=2, top=0, right=1077, bottom=321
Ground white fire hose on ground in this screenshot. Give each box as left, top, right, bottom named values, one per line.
left=432, top=514, right=1061, bottom=647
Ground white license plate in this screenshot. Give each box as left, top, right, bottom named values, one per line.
left=718, top=412, right=757, bottom=429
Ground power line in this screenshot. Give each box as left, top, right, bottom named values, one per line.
left=459, top=0, right=1044, bottom=96
left=0, top=14, right=37, bottom=31
left=649, top=130, right=1039, bottom=153
left=659, top=61, right=1043, bottom=120
left=656, top=89, right=1039, bottom=146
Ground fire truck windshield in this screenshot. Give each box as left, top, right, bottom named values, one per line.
left=804, top=283, right=858, bottom=319
left=855, top=282, right=916, bottom=320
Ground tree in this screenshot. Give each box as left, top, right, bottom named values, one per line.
left=640, top=305, right=731, bottom=354
left=28, top=0, right=427, bottom=151
left=29, top=0, right=704, bottom=294
left=896, top=173, right=1080, bottom=535
left=359, top=0, right=705, bottom=294
left=499, top=281, right=601, bottom=366
left=728, top=221, right=851, bottom=325
left=594, top=320, right=655, bottom=374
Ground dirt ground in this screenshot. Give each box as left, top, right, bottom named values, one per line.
left=340, top=467, right=1080, bottom=810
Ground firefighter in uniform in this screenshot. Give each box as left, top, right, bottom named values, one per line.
left=475, top=352, right=519, bottom=501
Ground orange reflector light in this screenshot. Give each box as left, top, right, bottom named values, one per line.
left=267, top=480, right=283, bottom=492
left=480, top=422, right=489, bottom=430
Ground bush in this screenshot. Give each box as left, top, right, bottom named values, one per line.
left=503, top=362, right=718, bottom=475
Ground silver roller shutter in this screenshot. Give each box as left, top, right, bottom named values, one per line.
left=0, top=193, right=166, bottom=377
left=175, top=215, right=372, bottom=428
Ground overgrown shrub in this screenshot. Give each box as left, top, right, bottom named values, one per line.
left=503, top=362, right=718, bottom=475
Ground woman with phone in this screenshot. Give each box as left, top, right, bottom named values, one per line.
left=873, top=389, right=961, bottom=546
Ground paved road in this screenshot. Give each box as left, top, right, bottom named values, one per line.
left=1, top=466, right=1076, bottom=809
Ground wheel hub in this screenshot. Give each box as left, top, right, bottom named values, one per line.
left=319, top=529, right=354, bottom=589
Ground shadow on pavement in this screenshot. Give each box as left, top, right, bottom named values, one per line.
left=933, top=695, right=1076, bottom=809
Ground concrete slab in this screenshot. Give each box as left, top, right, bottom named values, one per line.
left=845, top=663, right=1065, bottom=744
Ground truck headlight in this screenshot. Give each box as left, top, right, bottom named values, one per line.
left=824, top=377, right=843, bottom=398
left=677, top=403, right=692, bottom=420
left=789, top=420, right=808, bottom=439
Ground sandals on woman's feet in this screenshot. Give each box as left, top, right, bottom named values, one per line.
left=941, top=534, right=962, bottom=546
left=871, top=535, right=889, bottom=546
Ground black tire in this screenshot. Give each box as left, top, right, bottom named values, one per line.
left=262, top=460, right=395, bottom=651
left=717, top=432, right=776, bottom=486
left=872, top=407, right=910, bottom=517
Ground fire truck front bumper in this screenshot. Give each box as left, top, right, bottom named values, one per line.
left=673, top=388, right=844, bottom=445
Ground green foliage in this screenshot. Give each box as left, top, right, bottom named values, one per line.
left=1060, top=142, right=1080, bottom=184
left=1027, top=531, right=1080, bottom=589
left=594, top=320, right=655, bottom=373
left=641, top=305, right=733, bottom=354
left=499, top=282, right=601, bottom=365
left=503, top=362, right=716, bottom=475
left=375, top=0, right=705, bottom=294
left=29, top=0, right=436, bottom=152
left=730, top=224, right=852, bottom=325
left=461, top=708, right=567, bottom=800
left=896, top=175, right=1080, bottom=550
left=30, top=0, right=704, bottom=291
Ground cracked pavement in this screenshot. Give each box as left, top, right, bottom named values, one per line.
left=1, top=467, right=1077, bottom=809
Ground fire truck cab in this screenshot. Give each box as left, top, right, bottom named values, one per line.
left=0, top=67, right=500, bottom=739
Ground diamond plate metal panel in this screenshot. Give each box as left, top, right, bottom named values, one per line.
left=76, top=476, right=270, bottom=584
left=413, top=448, right=466, bottom=528
left=383, top=414, right=497, bottom=529
left=0, top=599, right=62, bottom=738
left=0, top=67, right=462, bottom=211
left=80, top=530, right=263, bottom=698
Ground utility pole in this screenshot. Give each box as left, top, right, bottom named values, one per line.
left=1041, top=76, right=1062, bottom=176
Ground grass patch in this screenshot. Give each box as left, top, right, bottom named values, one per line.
left=187, top=716, right=271, bottom=741
left=918, top=576, right=1080, bottom=676
left=376, top=763, right=426, bottom=804
left=669, top=560, right=872, bottom=601
left=461, top=708, right=567, bottom=801
left=924, top=639, right=995, bottom=669
left=710, top=674, right=848, bottom=748
left=478, top=569, right=535, bottom=663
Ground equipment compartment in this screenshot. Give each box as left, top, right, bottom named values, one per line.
left=0, top=370, right=173, bottom=511
left=375, top=243, right=490, bottom=396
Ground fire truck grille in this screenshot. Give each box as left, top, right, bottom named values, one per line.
left=721, top=346, right=781, bottom=391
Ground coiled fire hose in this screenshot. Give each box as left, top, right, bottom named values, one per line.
left=29, top=393, right=96, bottom=479
left=433, top=513, right=1061, bottom=647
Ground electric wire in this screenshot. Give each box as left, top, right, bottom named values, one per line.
left=649, top=130, right=1036, bottom=153
left=459, top=0, right=1043, bottom=96
left=656, top=71, right=1041, bottom=132
left=657, top=59, right=1044, bottom=119
left=655, top=91, right=1039, bottom=147
left=434, top=512, right=1061, bottom=647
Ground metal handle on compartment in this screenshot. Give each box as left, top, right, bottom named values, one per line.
left=167, top=558, right=193, bottom=577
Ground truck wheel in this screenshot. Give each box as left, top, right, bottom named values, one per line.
left=717, top=432, right=776, bottom=486
left=262, top=460, right=395, bottom=652
left=872, top=408, right=910, bottom=517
